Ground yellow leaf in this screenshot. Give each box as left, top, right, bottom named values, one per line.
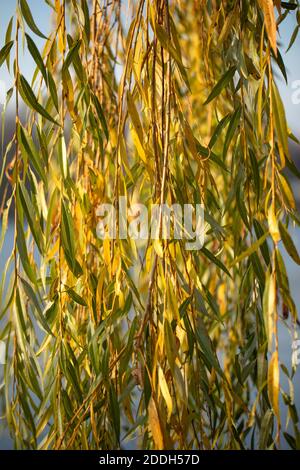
left=278, top=173, right=295, bottom=210
left=268, top=272, right=276, bottom=346
left=219, top=9, right=236, bottom=44
left=112, top=248, right=121, bottom=276
left=158, top=367, right=173, bottom=420
left=145, top=246, right=153, bottom=273
left=127, top=91, right=143, bottom=143
left=103, top=238, right=111, bottom=266
left=148, top=396, right=165, bottom=449
left=55, top=0, right=66, bottom=55
left=167, top=280, right=180, bottom=321
left=259, top=0, right=277, bottom=55
left=96, top=269, right=105, bottom=307
left=153, top=239, right=164, bottom=258
left=46, top=239, right=59, bottom=261
left=268, top=351, right=280, bottom=420
left=131, top=127, right=147, bottom=163
left=267, top=205, right=280, bottom=244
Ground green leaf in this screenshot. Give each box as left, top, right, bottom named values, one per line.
left=274, top=49, right=287, bottom=84
left=200, top=246, right=232, bottom=278
left=25, top=34, right=48, bottom=85
left=20, top=0, right=47, bottom=39
left=286, top=25, right=299, bottom=52
left=19, top=75, right=59, bottom=125
left=209, top=114, right=231, bottom=149
left=236, top=183, right=250, bottom=230
left=67, top=288, right=87, bottom=307
left=18, top=125, right=47, bottom=184
left=16, top=219, right=37, bottom=284
left=60, top=344, right=82, bottom=403
left=164, top=320, right=176, bottom=373
left=231, top=231, right=270, bottom=266
left=202, top=284, right=223, bottom=323
left=18, top=182, right=45, bottom=255
left=272, top=81, right=289, bottom=159
left=223, top=106, right=241, bottom=159
left=196, top=142, right=229, bottom=172
left=259, top=409, right=274, bottom=449
left=20, top=277, right=54, bottom=336
left=253, top=219, right=270, bottom=266
left=66, top=35, right=85, bottom=81
left=195, top=317, right=225, bottom=378
left=5, top=17, right=13, bottom=70
left=0, top=41, right=14, bottom=68
left=81, top=0, right=90, bottom=44
left=92, top=94, right=109, bottom=140
left=109, top=384, right=120, bottom=443
left=62, top=39, right=82, bottom=74
left=5, top=17, right=13, bottom=45
left=275, top=248, right=291, bottom=299
left=61, top=201, right=75, bottom=258
left=279, top=221, right=300, bottom=264
left=48, top=71, right=59, bottom=111
left=155, top=22, right=190, bottom=90
left=61, top=201, right=83, bottom=278
left=249, top=149, right=261, bottom=203
left=283, top=432, right=297, bottom=450
left=204, top=67, right=236, bottom=105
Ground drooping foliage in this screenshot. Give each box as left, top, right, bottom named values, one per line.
left=0, top=0, right=300, bottom=450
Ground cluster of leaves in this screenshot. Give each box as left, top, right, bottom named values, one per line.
left=0, top=0, right=300, bottom=450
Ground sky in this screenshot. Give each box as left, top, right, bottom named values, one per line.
left=0, top=1, right=300, bottom=138
left=0, top=0, right=51, bottom=82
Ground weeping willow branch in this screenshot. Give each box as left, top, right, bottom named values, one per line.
left=0, top=0, right=300, bottom=451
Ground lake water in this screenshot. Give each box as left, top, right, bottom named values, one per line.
left=0, top=223, right=299, bottom=449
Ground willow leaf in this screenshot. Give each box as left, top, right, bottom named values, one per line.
left=231, top=232, right=270, bottom=266
left=204, top=67, right=236, bottom=105
left=279, top=222, right=300, bottom=265
left=25, top=34, right=48, bottom=85
left=0, top=41, right=14, bottom=68
left=20, top=0, right=47, bottom=39
left=19, top=75, right=59, bottom=125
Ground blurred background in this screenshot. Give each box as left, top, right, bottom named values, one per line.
left=0, top=0, right=300, bottom=450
